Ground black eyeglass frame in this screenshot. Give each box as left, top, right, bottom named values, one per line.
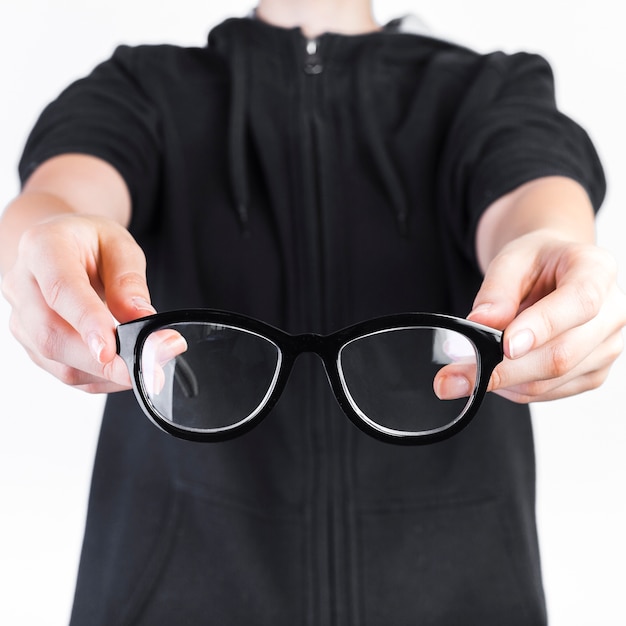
left=116, top=309, right=503, bottom=445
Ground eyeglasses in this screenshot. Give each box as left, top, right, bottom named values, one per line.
left=116, top=309, right=503, bottom=445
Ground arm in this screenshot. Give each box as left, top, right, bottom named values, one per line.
left=0, top=153, right=156, bottom=393
left=468, top=175, right=626, bottom=402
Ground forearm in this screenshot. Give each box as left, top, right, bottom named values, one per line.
left=475, top=175, right=596, bottom=273
left=0, top=153, right=131, bottom=276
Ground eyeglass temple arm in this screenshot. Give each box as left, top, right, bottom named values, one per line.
left=173, top=356, right=199, bottom=398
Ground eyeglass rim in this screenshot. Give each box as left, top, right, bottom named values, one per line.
left=116, top=309, right=504, bottom=445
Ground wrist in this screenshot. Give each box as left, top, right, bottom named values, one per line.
left=0, top=191, right=77, bottom=275
left=475, top=176, right=596, bottom=273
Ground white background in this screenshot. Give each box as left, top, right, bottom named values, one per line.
left=0, top=1, right=624, bottom=624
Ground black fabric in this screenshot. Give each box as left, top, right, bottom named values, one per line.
left=19, top=17, right=604, bottom=626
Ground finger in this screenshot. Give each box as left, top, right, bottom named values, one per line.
left=469, top=241, right=617, bottom=360
left=19, top=222, right=119, bottom=363
left=144, top=329, right=189, bottom=364
left=503, top=247, right=616, bottom=360
left=494, top=363, right=614, bottom=404
left=6, top=269, right=131, bottom=387
left=21, top=218, right=154, bottom=365
left=9, top=299, right=131, bottom=389
left=98, top=226, right=156, bottom=323
left=467, top=243, right=539, bottom=331
left=433, top=362, right=477, bottom=400
left=489, top=327, right=624, bottom=403
left=140, top=330, right=189, bottom=395
left=22, top=344, right=131, bottom=393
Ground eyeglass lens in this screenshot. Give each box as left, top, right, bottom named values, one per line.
left=338, top=327, right=477, bottom=434
left=138, top=322, right=479, bottom=435
left=140, top=322, right=281, bottom=431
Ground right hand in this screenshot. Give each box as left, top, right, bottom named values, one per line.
left=1, top=213, right=155, bottom=393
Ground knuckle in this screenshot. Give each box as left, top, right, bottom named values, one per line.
left=481, top=248, right=519, bottom=286
left=17, top=225, right=57, bottom=266
left=80, top=383, right=99, bottom=394
left=573, top=280, right=603, bottom=320
left=606, top=332, right=625, bottom=364
left=56, top=364, right=84, bottom=387
left=569, top=367, right=610, bottom=395
left=495, top=385, right=535, bottom=405
left=586, top=368, right=610, bottom=392
left=16, top=224, right=42, bottom=253
left=516, top=379, right=551, bottom=401
left=488, top=364, right=503, bottom=392
left=537, top=308, right=556, bottom=342
left=509, top=390, right=535, bottom=404
left=0, top=273, right=15, bottom=302
left=76, top=379, right=116, bottom=395
left=564, top=245, right=615, bottom=318
left=532, top=379, right=557, bottom=398
left=99, top=359, right=118, bottom=383
left=546, top=342, right=575, bottom=379
left=44, top=274, right=71, bottom=310
left=32, top=322, right=61, bottom=361
left=72, top=306, right=93, bottom=338
left=7, top=312, right=23, bottom=342
left=115, top=270, right=147, bottom=292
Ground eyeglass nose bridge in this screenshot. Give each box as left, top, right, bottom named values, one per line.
left=269, top=330, right=344, bottom=393
left=274, top=331, right=355, bottom=390
left=287, top=331, right=338, bottom=358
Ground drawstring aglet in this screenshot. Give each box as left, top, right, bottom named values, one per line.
left=236, top=202, right=251, bottom=238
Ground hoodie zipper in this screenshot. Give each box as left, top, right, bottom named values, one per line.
left=302, top=37, right=327, bottom=329
left=305, top=38, right=324, bottom=75
left=301, top=36, right=344, bottom=626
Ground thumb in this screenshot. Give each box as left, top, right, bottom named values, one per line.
left=467, top=244, right=540, bottom=358
left=99, top=226, right=156, bottom=327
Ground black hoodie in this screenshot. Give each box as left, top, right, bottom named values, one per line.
left=20, top=16, right=604, bottom=626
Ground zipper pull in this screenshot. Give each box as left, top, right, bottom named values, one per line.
left=304, top=38, right=323, bottom=75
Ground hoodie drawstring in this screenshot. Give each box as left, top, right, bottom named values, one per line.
left=356, top=42, right=410, bottom=236
left=228, top=38, right=251, bottom=234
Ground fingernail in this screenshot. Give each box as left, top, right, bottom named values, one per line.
left=132, top=297, right=156, bottom=314
left=88, top=332, right=107, bottom=364
left=468, top=303, right=493, bottom=319
left=509, top=329, right=535, bottom=359
left=435, top=375, right=471, bottom=400
left=157, top=333, right=188, bottom=365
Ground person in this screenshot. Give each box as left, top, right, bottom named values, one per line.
left=1, top=0, right=625, bottom=623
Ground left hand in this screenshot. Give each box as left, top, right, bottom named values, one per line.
left=465, top=229, right=626, bottom=403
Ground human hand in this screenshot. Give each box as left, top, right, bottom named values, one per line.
left=1, top=213, right=155, bottom=393
left=436, top=230, right=626, bottom=403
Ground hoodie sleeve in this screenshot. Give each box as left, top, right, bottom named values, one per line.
left=437, top=51, right=606, bottom=266
left=18, top=45, right=162, bottom=235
